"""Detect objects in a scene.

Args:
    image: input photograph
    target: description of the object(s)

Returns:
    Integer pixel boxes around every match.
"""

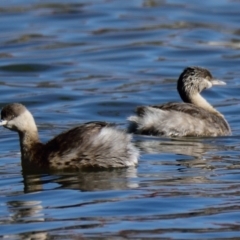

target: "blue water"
[0,0,240,239]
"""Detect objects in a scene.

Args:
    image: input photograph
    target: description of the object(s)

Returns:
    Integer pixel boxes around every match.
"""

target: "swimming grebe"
[128,66,231,137]
[0,103,139,170]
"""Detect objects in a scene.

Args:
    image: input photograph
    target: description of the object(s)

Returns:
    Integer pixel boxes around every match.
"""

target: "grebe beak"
[211,79,226,85]
[0,120,7,126]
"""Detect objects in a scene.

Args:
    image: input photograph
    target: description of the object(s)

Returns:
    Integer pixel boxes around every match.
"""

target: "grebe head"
[0,103,36,133]
[177,66,226,103]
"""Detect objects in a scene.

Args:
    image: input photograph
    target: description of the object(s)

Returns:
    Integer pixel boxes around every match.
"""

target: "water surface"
[0,0,240,239]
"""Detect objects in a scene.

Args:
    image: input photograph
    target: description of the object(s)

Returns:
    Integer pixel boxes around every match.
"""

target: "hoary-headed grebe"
[0,103,139,170]
[128,66,231,137]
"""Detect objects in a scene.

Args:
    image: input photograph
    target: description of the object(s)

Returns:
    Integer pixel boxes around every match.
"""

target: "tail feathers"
[93,127,139,167]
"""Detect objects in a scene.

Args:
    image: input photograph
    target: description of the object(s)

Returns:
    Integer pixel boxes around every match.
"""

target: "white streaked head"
[0,103,37,133]
[177,66,226,102]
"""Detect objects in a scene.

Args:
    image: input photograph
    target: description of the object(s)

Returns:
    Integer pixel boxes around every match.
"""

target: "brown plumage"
[0,103,139,171]
[128,66,231,137]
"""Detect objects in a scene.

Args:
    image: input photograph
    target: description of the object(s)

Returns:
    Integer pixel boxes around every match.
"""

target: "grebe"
[128,66,231,137]
[0,103,139,170]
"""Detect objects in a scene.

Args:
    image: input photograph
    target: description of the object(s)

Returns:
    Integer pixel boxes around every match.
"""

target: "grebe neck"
[189,93,221,116]
[18,130,40,161]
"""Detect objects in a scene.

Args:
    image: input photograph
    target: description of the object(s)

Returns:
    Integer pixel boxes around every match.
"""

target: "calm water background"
[0,0,240,239]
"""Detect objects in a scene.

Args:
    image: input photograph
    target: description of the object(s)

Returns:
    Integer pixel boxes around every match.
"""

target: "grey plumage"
[0,103,139,170]
[128,66,231,137]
